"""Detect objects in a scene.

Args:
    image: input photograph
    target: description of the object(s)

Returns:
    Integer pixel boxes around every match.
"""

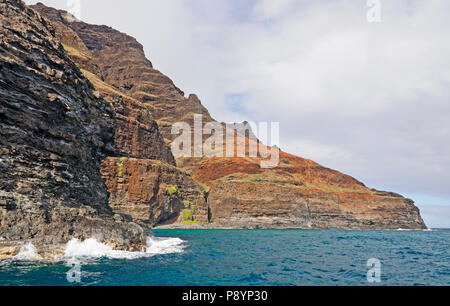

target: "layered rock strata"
[0,0,153,258]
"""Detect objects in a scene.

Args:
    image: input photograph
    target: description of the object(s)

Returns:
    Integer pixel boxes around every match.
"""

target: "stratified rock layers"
[192,154,426,230]
[30,2,206,228]
[0,0,153,256]
[208,181,425,229]
[101,158,207,226]
[26,2,428,231]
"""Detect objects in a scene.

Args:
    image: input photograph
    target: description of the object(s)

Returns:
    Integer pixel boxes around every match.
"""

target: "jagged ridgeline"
[0,0,426,258]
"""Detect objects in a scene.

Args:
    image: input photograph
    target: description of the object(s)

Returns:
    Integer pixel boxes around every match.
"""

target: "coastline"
[153,224,428,231]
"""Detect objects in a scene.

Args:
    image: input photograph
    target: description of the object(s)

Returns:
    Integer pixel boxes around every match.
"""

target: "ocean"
[0,229,448,286]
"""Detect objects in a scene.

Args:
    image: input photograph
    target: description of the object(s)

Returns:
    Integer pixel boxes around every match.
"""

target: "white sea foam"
[1,236,185,263]
[396,228,433,232]
[64,238,140,259]
[13,242,37,261]
[62,236,185,260]
[146,237,185,255]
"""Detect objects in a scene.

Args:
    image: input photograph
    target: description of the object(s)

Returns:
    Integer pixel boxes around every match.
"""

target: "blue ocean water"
[0,229,449,286]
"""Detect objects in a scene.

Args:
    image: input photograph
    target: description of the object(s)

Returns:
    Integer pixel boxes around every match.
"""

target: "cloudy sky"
[25,0,450,228]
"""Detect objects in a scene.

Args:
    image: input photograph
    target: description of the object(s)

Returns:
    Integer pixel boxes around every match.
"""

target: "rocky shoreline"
[154,222,426,231]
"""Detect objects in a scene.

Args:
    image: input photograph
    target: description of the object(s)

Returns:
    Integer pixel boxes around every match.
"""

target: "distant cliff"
[0,0,426,260]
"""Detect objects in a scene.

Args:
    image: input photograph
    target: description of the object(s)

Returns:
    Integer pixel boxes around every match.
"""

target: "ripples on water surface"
[0,229,448,286]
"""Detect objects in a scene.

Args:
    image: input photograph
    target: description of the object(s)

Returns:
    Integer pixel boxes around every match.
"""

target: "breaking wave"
[146,237,185,255]
[10,236,185,262]
[12,243,37,261]
[63,237,185,260]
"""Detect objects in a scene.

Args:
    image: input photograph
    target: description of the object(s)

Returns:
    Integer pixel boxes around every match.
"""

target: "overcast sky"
[25,0,450,228]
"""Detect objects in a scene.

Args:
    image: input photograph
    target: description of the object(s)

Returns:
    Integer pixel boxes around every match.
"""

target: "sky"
[24,0,450,228]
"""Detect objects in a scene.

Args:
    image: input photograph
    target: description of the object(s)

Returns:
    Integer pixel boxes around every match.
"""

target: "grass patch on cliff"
[167,185,201,224]
[217,173,271,184]
[181,209,193,222]
[245,174,266,184]
[181,200,198,224]
[167,185,182,198]
[60,42,89,61]
[118,157,125,176]
[197,182,210,195]
[218,173,243,182]
[61,42,69,50]
[80,69,141,105]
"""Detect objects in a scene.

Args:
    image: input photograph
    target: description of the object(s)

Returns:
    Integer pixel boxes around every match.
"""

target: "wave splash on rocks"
[10,237,185,262]
[12,243,38,261]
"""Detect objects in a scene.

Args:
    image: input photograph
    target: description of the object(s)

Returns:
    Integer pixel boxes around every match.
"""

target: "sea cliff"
[0,0,426,258]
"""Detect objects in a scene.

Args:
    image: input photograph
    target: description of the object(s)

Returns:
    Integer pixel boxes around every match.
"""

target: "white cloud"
[282,139,352,165]
[252,0,295,20]
[418,205,450,229]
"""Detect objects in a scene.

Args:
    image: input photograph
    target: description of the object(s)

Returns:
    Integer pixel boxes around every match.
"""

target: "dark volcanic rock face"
[0,0,113,214]
[101,158,207,226]
[29,3,176,165]
[0,0,150,257]
[31,2,206,227]
[31,2,213,144]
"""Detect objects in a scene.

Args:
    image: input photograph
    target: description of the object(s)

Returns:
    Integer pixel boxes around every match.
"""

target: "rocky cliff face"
[30,2,207,228]
[0,0,155,258]
[31,3,213,144]
[23,2,427,231]
[101,158,207,226]
[194,154,425,229]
